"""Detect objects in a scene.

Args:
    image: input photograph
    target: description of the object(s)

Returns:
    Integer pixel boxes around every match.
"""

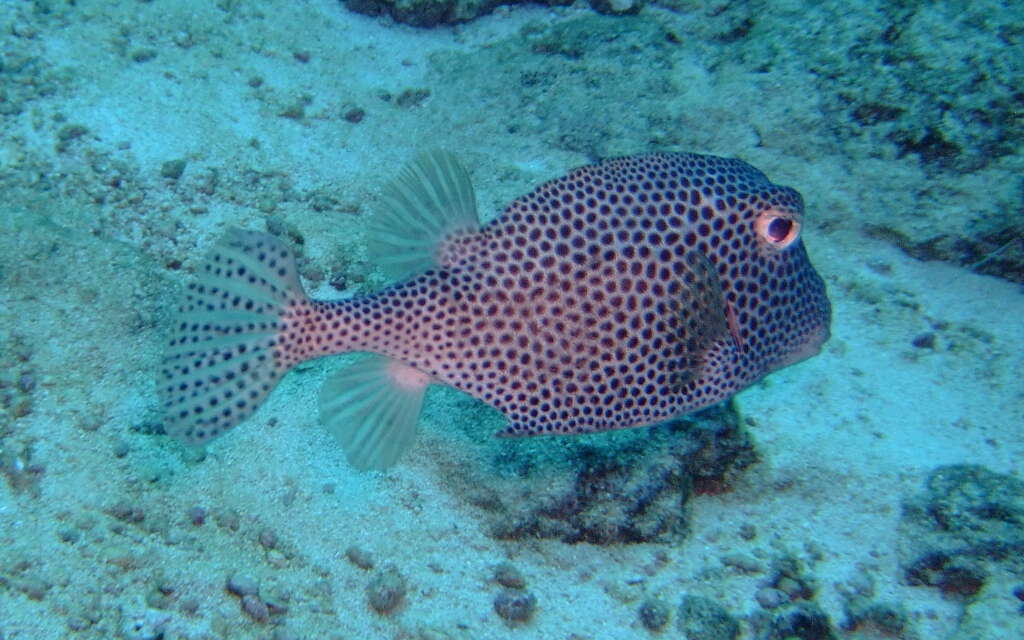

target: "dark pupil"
[766,218,792,242]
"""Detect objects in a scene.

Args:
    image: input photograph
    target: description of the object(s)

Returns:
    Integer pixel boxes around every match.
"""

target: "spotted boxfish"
[159,151,831,470]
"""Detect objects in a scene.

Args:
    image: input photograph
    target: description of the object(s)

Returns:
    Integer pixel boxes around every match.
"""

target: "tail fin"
[158,229,306,445]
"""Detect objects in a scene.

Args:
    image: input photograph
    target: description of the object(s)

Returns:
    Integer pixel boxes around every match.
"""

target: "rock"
[367,566,406,615]
[900,465,1024,598]
[241,594,270,623]
[160,159,186,180]
[755,587,789,610]
[494,589,537,625]
[345,546,374,570]
[638,598,670,631]
[448,403,755,545]
[492,563,526,589]
[841,598,908,636]
[226,573,259,597]
[722,552,764,574]
[676,595,739,640]
[763,604,836,640]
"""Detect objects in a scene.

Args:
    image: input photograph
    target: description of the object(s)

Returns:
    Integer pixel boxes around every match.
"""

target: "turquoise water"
[1,1,1021,638]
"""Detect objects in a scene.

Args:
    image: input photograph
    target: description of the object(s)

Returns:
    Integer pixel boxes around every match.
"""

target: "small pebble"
[343,107,365,123]
[216,509,241,531]
[677,595,739,639]
[267,549,288,569]
[57,124,88,142]
[66,615,91,631]
[156,579,175,596]
[226,573,259,597]
[492,563,526,589]
[265,588,291,616]
[911,332,936,349]
[755,586,788,610]
[11,21,36,38]
[146,588,171,609]
[367,567,406,615]
[258,528,278,550]
[105,546,137,570]
[131,48,157,63]
[776,576,804,598]
[172,31,193,48]
[15,575,50,600]
[160,159,187,180]
[638,598,669,631]
[121,610,169,640]
[187,506,206,526]
[278,103,305,119]
[108,502,144,523]
[845,571,874,597]
[494,589,537,624]
[241,594,269,623]
[345,546,374,570]
[721,553,763,574]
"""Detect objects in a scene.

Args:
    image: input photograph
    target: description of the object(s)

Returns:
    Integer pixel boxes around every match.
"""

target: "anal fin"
[319,355,430,471]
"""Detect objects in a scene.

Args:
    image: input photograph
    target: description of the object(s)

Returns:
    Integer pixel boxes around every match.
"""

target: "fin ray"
[368,150,479,280]
[319,355,428,470]
[159,229,306,444]
[664,249,730,387]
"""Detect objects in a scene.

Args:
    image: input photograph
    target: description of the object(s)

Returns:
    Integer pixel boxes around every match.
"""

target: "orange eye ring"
[755,210,800,250]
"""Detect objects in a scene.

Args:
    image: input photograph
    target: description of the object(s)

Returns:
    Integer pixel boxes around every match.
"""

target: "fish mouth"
[770,323,830,372]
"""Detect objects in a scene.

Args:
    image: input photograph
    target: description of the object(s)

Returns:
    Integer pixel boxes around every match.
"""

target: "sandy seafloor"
[1,0,1022,639]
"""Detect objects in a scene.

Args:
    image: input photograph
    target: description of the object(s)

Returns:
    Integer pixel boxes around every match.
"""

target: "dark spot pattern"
[161,153,831,443]
[158,230,305,443]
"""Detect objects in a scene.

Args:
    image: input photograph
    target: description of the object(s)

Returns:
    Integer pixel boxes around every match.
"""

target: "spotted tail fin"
[158,229,307,444]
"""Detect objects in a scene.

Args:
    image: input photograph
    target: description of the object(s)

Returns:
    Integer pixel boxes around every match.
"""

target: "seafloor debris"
[341,0,640,28]
[900,464,1023,597]
[895,464,1024,637]
[444,402,756,545]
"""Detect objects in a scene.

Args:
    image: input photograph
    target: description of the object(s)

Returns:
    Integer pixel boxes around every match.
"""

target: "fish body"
[160,152,830,469]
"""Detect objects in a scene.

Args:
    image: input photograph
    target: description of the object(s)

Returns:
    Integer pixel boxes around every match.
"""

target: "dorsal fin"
[368,150,480,280]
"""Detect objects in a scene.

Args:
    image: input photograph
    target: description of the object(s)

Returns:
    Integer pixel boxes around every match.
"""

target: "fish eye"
[766,218,792,242]
[755,210,800,250]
